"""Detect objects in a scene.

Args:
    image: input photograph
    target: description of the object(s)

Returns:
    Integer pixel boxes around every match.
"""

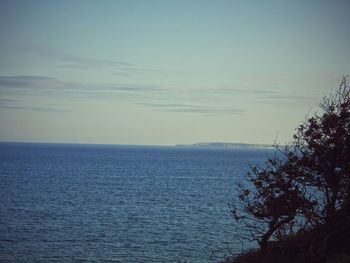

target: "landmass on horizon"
[1,141,273,149]
[176,142,273,149]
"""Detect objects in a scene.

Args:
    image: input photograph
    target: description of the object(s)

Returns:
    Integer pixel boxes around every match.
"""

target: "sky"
[0,0,349,145]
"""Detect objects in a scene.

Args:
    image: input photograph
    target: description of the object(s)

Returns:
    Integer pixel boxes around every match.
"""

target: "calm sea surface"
[0,143,270,263]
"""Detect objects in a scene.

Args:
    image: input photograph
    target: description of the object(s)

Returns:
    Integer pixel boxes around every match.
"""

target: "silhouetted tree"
[231,77,350,253]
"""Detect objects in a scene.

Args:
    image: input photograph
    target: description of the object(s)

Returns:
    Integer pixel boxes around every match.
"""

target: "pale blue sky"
[0,0,349,145]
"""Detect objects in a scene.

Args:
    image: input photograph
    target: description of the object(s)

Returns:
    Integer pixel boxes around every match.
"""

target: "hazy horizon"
[0,140,273,148]
[1,0,350,145]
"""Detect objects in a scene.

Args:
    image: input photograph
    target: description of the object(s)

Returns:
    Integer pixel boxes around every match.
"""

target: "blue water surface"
[0,143,269,262]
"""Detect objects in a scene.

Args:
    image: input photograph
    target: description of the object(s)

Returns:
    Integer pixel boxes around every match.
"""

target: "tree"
[293,77,350,224]
[231,77,350,253]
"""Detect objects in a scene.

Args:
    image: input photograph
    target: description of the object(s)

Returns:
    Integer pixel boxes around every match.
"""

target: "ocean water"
[0,143,270,263]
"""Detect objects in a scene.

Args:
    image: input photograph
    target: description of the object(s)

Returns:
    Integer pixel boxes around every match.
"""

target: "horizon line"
[0,140,274,148]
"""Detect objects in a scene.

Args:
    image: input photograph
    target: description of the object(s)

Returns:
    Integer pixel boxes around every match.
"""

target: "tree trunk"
[259,216,294,253]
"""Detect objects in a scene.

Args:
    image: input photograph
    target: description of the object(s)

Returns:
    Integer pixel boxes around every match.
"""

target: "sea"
[0,142,271,263]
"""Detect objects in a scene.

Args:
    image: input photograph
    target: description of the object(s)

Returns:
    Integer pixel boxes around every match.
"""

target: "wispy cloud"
[19,44,132,70]
[0,75,245,114]
[0,105,68,113]
[0,97,68,113]
[18,44,181,76]
[0,76,58,90]
[200,85,279,97]
[0,98,18,103]
[138,102,244,115]
[106,84,162,92]
[197,85,316,105]
[113,67,184,76]
[0,75,162,94]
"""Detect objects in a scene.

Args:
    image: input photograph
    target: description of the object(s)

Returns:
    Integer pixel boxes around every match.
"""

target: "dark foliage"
[230,77,350,259]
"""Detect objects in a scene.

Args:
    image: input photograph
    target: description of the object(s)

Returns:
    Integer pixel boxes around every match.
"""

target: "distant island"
[175,142,273,149]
